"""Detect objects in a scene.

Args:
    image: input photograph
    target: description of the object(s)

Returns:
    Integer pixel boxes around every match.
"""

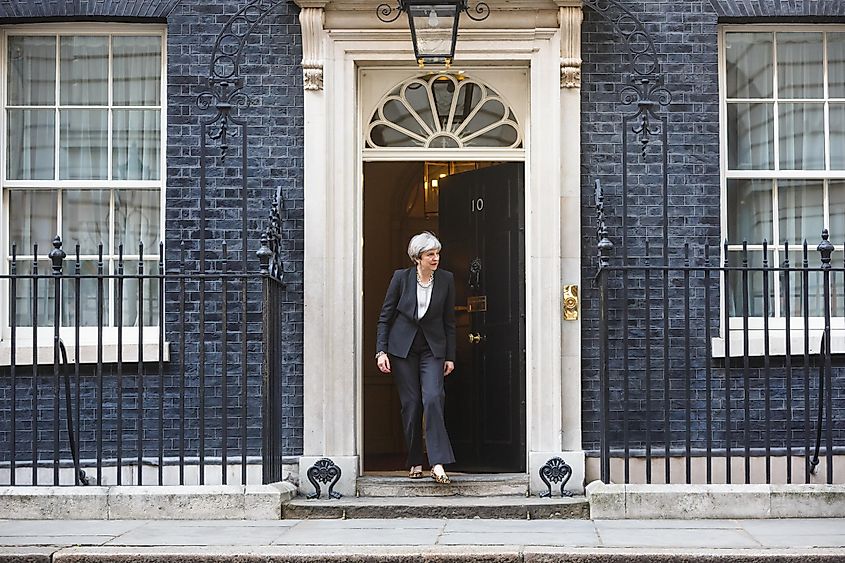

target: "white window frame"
[717,24,845,356]
[0,23,168,364]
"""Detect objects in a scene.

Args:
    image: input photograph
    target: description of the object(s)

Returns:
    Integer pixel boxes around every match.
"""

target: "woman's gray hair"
[407,231,442,263]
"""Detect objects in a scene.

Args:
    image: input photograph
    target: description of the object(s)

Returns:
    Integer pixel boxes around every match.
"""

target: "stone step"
[357,473,528,497]
[283,495,589,520]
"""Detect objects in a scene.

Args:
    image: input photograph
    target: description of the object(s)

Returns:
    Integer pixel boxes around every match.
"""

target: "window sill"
[0,341,170,366]
[711,330,845,358]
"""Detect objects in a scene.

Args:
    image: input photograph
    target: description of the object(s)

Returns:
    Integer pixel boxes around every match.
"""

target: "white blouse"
[416,278,433,319]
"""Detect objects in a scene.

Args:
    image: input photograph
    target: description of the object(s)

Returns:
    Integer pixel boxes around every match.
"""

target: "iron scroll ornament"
[196,0,287,159]
[306,458,344,499]
[538,457,573,498]
[377,0,490,23]
[579,0,671,152]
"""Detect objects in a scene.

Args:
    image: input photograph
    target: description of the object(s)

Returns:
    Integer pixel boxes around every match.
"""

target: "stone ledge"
[586,481,845,519]
[0,547,55,563]
[0,483,297,520]
[39,545,845,563]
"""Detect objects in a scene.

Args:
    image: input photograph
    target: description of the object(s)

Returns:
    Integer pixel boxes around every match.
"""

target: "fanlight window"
[366,74,522,149]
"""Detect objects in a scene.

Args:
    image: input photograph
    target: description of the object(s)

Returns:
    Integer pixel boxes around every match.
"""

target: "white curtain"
[725,32,773,98]
[112,36,161,106]
[7,36,56,180]
[112,110,160,180]
[777,32,823,99]
[728,103,774,170]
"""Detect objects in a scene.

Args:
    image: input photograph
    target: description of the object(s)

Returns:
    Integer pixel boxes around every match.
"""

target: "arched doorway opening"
[361,72,527,473]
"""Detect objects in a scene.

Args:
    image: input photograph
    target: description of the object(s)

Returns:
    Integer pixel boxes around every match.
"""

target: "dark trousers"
[390,330,456,467]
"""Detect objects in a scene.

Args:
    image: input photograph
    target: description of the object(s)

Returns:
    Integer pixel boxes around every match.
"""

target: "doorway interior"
[362,160,526,474]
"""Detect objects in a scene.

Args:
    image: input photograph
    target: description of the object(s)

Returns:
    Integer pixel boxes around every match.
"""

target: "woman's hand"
[443,361,454,376]
[377,353,391,374]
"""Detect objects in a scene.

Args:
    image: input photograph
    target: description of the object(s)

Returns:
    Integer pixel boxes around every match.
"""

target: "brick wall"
[580,0,845,457]
[0,0,305,474]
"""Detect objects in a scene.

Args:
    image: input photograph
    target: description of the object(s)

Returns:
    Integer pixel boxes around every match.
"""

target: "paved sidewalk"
[0,518,843,561]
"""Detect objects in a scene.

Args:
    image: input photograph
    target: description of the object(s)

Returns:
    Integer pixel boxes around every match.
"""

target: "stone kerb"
[587,480,845,519]
[0,483,297,520]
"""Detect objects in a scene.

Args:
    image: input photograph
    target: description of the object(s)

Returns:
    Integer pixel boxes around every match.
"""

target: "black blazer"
[376,267,456,361]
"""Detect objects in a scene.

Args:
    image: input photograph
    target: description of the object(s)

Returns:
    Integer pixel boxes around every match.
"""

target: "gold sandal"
[430,469,451,484]
[409,468,424,479]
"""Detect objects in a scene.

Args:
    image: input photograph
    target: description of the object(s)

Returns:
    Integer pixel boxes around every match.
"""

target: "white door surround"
[296,0,584,497]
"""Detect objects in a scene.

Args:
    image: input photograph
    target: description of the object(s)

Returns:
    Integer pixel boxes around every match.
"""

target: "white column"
[559,2,583,454]
[299,2,359,497]
[529,1,585,495]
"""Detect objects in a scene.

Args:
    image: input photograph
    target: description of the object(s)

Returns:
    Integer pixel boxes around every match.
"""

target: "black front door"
[438,162,525,473]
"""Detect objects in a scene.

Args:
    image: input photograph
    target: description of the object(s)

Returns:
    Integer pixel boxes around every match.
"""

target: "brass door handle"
[468,333,486,344]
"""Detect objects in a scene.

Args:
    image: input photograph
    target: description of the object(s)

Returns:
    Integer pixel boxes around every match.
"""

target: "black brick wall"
[580,0,844,456]
[0,0,304,472]
[708,0,845,19]
[0,0,181,19]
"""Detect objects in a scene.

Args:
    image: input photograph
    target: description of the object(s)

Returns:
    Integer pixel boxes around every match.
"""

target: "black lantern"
[377,0,490,66]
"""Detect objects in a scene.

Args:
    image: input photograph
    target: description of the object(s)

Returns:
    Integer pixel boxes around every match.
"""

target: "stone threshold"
[357,472,529,497]
[283,495,589,519]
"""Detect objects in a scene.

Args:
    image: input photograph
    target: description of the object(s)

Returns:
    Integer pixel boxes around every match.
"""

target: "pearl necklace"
[416,268,434,288]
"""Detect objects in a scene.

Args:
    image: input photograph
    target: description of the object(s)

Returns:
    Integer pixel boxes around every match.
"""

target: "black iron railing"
[594,181,843,485]
[0,232,285,486]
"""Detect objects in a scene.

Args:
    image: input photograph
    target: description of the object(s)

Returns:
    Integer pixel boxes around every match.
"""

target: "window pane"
[369,123,421,147]
[777,32,823,99]
[829,32,845,98]
[119,260,160,327]
[451,81,484,131]
[7,109,56,180]
[465,124,519,147]
[382,99,427,138]
[115,189,160,251]
[62,189,110,254]
[460,99,506,136]
[831,104,845,169]
[727,179,772,243]
[778,179,824,244]
[830,180,845,242]
[727,103,774,169]
[60,36,108,106]
[403,82,436,133]
[10,260,54,327]
[61,260,108,327]
[113,36,161,106]
[8,36,56,106]
[113,110,161,180]
[832,253,845,318]
[727,251,774,317]
[778,103,824,170]
[59,109,107,179]
[8,190,57,254]
[783,251,827,318]
[725,32,773,99]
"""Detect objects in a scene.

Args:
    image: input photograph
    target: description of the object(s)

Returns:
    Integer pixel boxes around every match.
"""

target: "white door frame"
[297,19,584,496]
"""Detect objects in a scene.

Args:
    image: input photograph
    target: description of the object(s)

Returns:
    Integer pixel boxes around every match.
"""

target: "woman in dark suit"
[376,231,456,484]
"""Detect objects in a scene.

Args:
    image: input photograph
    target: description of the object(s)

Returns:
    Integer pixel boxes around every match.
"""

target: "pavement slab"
[0,518,843,562]
[105,521,292,546]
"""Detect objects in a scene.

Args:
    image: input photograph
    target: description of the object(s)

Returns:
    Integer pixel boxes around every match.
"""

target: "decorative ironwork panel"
[306,458,343,499]
[538,457,573,498]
